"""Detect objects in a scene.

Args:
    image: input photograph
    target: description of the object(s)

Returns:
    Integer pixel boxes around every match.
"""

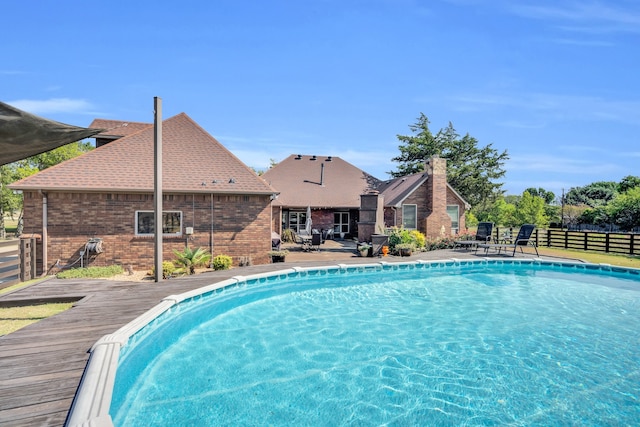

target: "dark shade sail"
[0,101,103,166]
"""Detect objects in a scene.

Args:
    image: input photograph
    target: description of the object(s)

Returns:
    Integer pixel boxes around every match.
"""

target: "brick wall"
[21,190,272,274]
[423,157,452,238]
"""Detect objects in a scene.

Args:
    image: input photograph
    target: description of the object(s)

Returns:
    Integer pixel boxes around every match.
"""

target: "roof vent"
[201,182,207,186]
[295,154,302,160]
[325,156,332,162]
[229,178,236,184]
[310,155,317,161]
[212,179,218,184]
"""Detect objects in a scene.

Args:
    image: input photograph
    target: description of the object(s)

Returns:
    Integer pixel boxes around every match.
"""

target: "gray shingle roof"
[10,113,277,195]
[262,155,381,209]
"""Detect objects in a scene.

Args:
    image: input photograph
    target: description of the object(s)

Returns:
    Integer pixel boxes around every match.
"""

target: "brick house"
[10,113,278,274]
[263,154,468,241]
[375,156,469,238]
[262,154,381,239]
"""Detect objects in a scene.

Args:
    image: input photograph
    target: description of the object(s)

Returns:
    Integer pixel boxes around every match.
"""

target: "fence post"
[20,238,31,282]
[605,233,610,253]
[583,232,588,251]
[630,233,635,255]
[30,237,37,279]
[547,228,552,247]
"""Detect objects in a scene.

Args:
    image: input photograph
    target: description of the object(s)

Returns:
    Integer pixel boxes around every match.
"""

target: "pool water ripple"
[112,264,640,426]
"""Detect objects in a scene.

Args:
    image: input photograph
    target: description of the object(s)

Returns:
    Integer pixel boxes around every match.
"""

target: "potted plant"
[268,250,289,263]
[395,243,415,257]
[357,243,371,257]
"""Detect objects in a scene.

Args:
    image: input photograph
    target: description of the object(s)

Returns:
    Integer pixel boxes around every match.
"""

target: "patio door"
[333,212,349,235]
[288,211,307,234]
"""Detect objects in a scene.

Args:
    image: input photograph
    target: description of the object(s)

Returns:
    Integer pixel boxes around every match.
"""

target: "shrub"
[280,229,296,243]
[149,261,176,279]
[409,230,426,248]
[173,246,212,275]
[424,236,458,251]
[212,254,233,270]
[387,226,423,250]
[56,265,124,279]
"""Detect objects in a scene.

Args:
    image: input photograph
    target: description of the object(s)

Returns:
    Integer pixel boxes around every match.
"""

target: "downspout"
[209,193,214,255]
[40,190,48,276]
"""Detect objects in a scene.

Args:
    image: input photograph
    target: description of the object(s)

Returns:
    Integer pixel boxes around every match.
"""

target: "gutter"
[40,190,48,276]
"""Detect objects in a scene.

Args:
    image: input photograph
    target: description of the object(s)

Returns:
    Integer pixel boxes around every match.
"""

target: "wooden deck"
[0,248,550,426]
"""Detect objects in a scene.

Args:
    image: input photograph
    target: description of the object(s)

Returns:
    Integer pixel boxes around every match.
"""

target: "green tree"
[390,113,509,208]
[562,204,589,228]
[1,141,93,237]
[565,181,617,208]
[484,198,517,227]
[524,187,556,204]
[12,141,93,170]
[515,191,549,228]
[618,175,640,193]
[607,187,640,231]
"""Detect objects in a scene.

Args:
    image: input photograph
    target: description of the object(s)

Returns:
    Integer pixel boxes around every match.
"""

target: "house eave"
[9,185,278,196]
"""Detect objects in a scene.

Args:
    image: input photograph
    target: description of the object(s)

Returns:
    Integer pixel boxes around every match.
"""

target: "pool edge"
[64,258,640,426]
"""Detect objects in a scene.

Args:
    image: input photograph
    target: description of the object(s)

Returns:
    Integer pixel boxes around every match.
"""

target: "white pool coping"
[65,258,640,426]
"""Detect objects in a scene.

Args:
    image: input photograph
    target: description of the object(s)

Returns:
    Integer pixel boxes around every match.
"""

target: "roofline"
[447,183,471,209]
[9,185,278,196]
[386,174,430,207]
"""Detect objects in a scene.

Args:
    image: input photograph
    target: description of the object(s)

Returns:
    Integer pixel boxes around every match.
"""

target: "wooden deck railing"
[0,239,20,289]
[0,238,38,290]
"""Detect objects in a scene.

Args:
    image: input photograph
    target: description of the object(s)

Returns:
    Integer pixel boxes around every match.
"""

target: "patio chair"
[477,224,539,256]
[454,222,494,250]
[311,232,322,251]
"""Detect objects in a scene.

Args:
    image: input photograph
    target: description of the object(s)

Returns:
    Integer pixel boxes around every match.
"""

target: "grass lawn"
[3,215,18,235]
[0,302,74,336]
[536,247,640,269]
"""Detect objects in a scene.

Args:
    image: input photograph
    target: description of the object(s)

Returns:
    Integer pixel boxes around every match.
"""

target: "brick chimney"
[423,156,451,238]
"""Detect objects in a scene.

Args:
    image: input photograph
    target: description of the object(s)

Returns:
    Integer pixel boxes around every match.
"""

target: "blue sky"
[2,0,639,198]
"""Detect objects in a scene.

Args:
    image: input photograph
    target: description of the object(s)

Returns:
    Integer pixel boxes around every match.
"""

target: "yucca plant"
[173,246,212,275]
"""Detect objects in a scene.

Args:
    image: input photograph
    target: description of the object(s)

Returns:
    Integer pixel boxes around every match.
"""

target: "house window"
[447,205,459,235]
[334,212,349,234]
[402,204,417,229]
[135,211,182,235]
[288,211,308,234]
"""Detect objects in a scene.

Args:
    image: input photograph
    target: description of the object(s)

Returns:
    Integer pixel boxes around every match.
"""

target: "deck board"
[0,250,537,426]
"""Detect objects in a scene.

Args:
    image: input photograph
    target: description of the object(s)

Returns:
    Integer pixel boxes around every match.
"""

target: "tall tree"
[516,191,549,228]
[524,187,556,204]
[390,113,509,207]
[13,141,93,170]
[607,187,640,231]
[564,181,617,208]
[618,175,640,193]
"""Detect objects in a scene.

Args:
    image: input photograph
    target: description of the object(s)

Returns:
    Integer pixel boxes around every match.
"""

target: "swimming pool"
[67,259,640,426]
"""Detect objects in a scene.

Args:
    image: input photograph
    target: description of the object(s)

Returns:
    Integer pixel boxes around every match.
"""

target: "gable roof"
[89,119,152,140]
[377,172,471,208]
[376,172,429,207]
[262,154,381,209]
[10,113,276,195]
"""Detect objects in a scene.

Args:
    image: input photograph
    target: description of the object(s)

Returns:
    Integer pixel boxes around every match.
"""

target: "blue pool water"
[111,262,640,426]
